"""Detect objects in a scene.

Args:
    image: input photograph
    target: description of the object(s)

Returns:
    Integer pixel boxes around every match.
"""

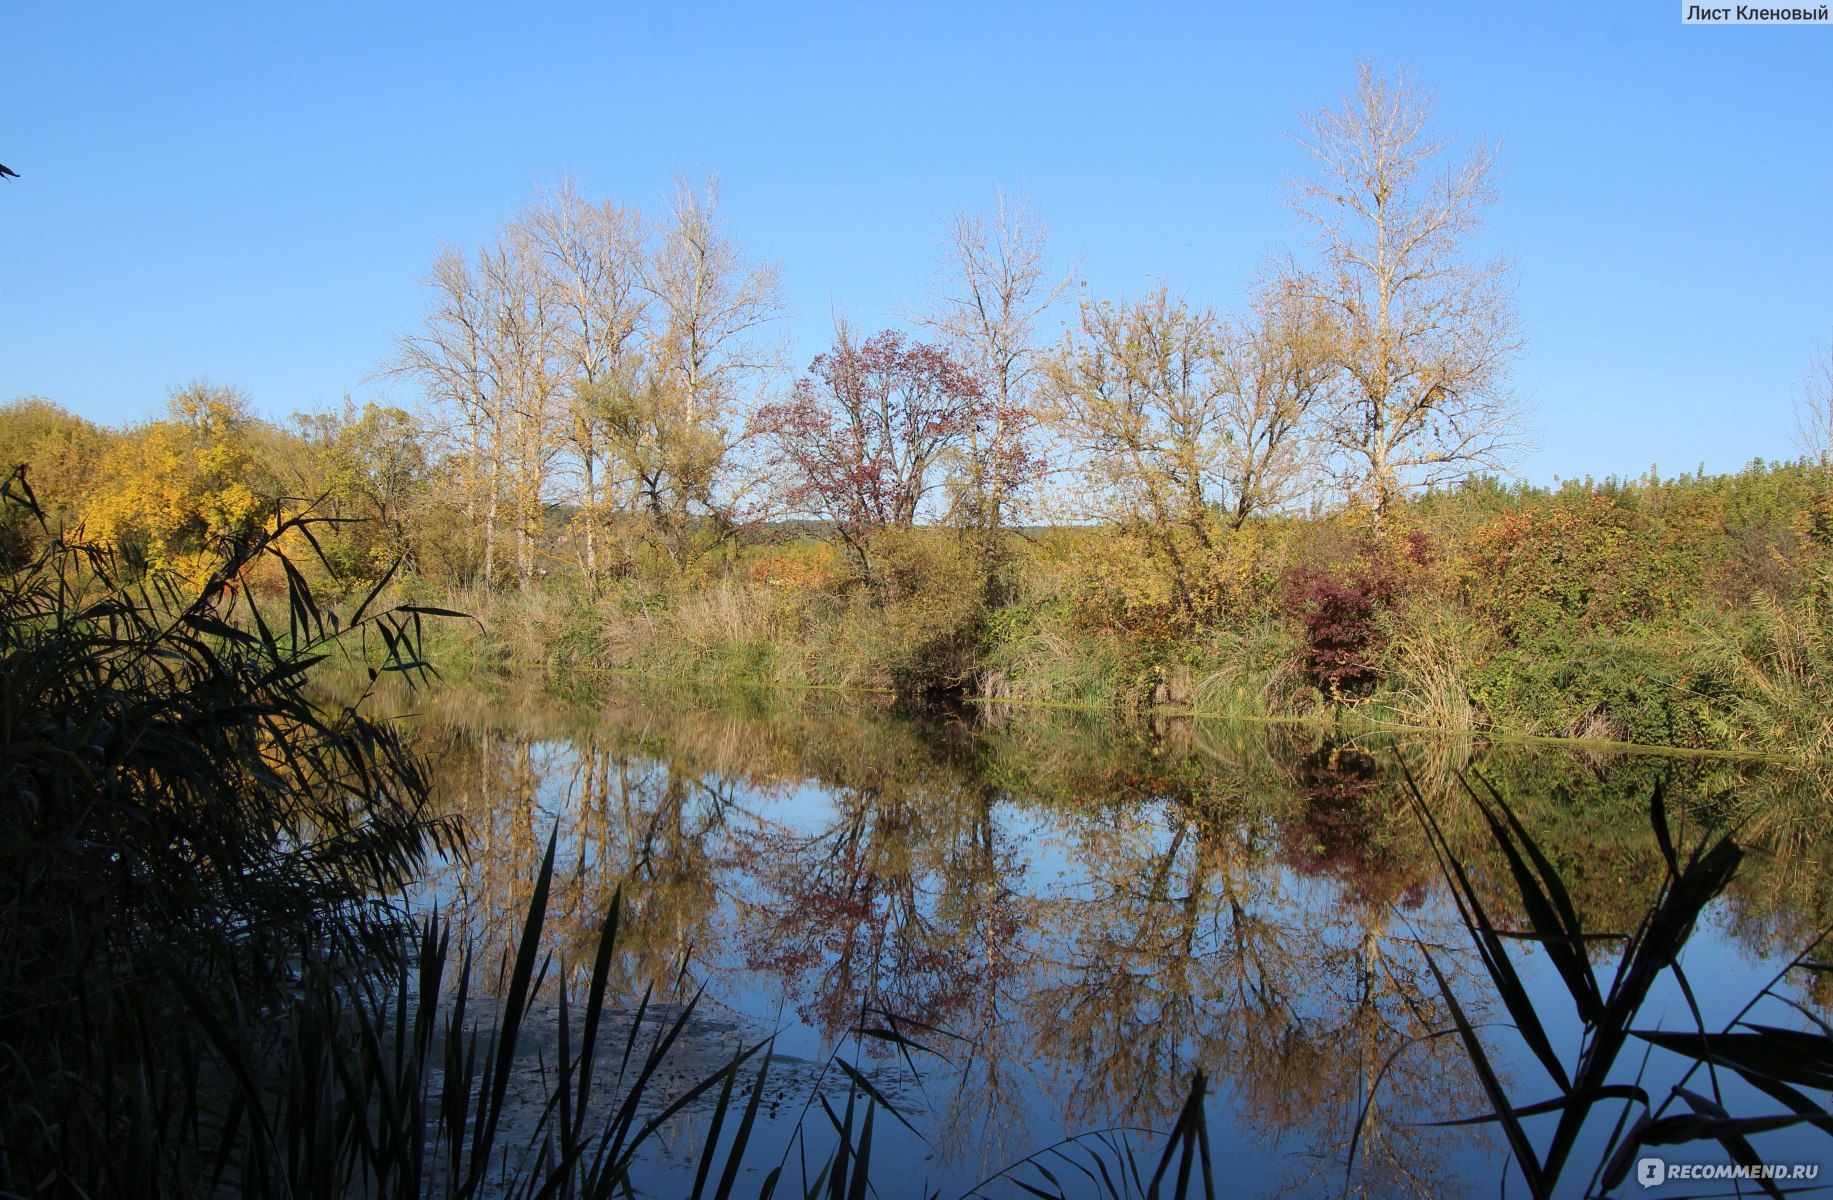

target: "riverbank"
[398,521,1830,762]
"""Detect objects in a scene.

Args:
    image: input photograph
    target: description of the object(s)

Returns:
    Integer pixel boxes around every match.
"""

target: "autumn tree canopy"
[758,327,989,582]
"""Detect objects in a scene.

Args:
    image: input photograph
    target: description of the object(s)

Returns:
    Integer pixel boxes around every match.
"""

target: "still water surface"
[395,681,1833,1197]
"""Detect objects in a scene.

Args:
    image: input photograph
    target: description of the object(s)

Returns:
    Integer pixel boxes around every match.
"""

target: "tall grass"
[0,467,463,1191]
[1185,620,1304,719]
[440,565,1004,698]
[978,605,1131,710]
[1710,594,1833,764]
[1376,605,1486,732]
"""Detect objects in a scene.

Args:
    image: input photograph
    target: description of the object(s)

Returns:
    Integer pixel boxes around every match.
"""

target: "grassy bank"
[392,460,1833,758]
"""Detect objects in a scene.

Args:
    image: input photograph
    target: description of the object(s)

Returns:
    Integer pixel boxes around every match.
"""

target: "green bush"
[1469,630,1724,746]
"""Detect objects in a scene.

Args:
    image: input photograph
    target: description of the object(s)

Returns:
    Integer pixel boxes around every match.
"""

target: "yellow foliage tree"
[0,399,117,565]
[82,383,269,584]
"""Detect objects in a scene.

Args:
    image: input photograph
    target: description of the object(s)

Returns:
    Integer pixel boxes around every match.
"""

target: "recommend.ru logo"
[1638,1156,1820,1188]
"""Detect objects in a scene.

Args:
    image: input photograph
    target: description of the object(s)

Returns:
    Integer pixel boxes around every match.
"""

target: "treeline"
[4,68,1527,591]
[5,65,1832,755]
[7,377,1831,755]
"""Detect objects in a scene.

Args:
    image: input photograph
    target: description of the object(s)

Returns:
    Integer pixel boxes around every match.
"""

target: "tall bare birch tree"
[1289,63,1524,529]
[522,179,648,587]
[390,244,508,585]
[917,190,1067,583]
[393,176,784,584]
[631,174,785,561]
[477,230,566,587]
[392,222,565,589]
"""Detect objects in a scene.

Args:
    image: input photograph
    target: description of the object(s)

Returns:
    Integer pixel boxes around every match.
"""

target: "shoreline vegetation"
[375,448,1833,764]
[8,375,1833,760]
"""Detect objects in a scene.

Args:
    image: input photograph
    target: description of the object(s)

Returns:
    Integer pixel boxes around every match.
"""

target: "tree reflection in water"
[378,679,1831,1198]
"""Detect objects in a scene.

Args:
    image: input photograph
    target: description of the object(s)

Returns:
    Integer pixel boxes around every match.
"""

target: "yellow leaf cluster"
[745,540,843,592]
[1069,521,1275,639]
[81,405,265,585]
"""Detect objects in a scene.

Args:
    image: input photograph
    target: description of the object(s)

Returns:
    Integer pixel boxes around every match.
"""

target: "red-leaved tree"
[758,328,992,582]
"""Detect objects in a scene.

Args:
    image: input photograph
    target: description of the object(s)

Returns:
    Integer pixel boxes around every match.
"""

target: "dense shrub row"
[472,460,1828,755]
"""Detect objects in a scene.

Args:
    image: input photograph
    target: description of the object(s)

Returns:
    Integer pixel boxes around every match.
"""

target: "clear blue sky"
[3,1,1828,485]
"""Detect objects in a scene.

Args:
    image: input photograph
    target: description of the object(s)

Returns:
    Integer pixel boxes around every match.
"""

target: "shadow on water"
[338,674,1833,1197]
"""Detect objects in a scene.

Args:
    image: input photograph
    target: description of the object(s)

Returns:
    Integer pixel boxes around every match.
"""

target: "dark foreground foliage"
[0,467,460,1193]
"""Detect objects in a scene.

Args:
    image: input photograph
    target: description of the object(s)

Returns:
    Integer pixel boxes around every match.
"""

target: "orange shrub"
[1459,495,1694,645]
[745,540,844,592]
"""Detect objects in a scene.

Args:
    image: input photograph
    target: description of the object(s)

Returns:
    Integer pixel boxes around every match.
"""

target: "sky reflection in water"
[392,683,1833,1198]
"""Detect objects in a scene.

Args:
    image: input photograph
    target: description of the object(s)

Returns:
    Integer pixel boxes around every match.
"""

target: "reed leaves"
[1369,758,1833,1199]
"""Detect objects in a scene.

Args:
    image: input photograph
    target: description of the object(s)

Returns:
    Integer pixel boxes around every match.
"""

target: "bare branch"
[1286,62,1528,526]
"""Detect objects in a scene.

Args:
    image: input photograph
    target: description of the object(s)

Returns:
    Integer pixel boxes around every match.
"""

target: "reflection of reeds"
[168,831,1221,1198]
[1374,765,1833,1198]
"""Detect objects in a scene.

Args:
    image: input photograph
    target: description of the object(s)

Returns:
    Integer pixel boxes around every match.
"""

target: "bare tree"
[1213,279,1338,528]
[478,231,566,587]
[391,176,787,584]
[389,221,567,590]
[636,174,786,561]
[648,175,784,424]
[1288,63,1525,529]
[521,178,648,586]
[1794,338,1833,471]
[389,243,508,585]
[916,189,1068,583]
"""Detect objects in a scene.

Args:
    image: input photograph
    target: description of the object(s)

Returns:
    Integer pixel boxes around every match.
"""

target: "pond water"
[390,680,1833,1198]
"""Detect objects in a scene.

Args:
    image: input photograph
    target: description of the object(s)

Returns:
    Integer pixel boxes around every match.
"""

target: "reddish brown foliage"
[757,329,1025,578]
[1279,558,1398,697]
